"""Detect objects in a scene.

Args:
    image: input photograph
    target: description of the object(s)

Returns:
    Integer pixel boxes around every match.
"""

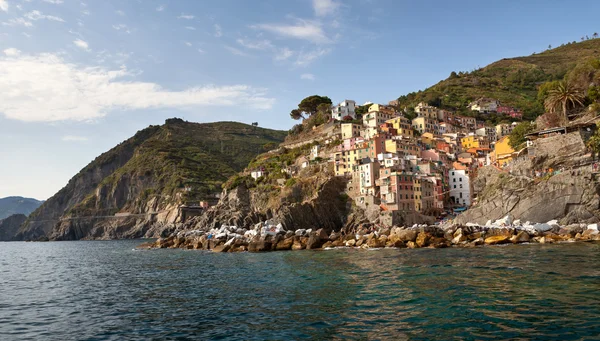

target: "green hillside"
[397,38,600,120]
[19,119,287,240]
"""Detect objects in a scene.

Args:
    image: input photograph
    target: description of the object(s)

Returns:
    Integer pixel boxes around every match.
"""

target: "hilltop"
[16,119,287,241]
[0,197,42,220]
[396,38,600,119]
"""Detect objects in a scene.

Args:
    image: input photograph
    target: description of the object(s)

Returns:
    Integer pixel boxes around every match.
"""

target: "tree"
[543,81,585,123]
[289,95,332,121]
[449,71,458,79]
[587,123,600,159]
[594,32,599,39]
[290,109,304,120]
[548,44,552,50]
[508,121,535,150]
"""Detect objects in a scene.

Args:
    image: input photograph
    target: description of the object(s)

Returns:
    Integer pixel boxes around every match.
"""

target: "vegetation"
[587,123,600,159]
[67,119,286,214]
[290,95,332,120]
[508,121,535,150]
[395,39,600,120]
[543,81,585,123]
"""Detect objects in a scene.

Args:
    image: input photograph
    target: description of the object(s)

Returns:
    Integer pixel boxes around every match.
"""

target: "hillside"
[0,214,27,241]
[397,38,600,119]
[0,197,42,220]
[16,119,286,241]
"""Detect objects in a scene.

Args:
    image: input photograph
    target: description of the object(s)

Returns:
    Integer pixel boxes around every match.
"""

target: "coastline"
[140,219,600,252]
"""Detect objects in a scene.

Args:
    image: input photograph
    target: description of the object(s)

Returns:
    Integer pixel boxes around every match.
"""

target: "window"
[459,178,462,182]
[454,185,456,189]
[460,184,463,189]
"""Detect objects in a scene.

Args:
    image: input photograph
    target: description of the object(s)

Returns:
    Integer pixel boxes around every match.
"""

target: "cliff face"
[457,132,600,225]
[0,214,27,241]
[17,119,286,241]
[185,174,353,234]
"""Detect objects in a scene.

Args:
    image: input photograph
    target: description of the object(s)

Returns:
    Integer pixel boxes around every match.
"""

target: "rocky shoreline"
[140,217,600,252]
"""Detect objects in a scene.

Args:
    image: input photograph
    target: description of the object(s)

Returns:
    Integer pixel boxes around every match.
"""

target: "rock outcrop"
[0,214,27,241]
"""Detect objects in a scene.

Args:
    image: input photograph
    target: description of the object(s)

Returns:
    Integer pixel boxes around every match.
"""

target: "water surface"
[1,240,600,340]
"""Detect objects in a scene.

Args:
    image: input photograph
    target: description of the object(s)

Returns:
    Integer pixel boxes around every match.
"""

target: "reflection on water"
[1,241,600,340]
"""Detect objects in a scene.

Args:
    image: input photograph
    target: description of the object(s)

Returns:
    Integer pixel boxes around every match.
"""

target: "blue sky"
[0,0,599,200]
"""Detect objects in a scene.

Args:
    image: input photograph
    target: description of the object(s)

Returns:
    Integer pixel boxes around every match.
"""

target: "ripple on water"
[1,241,600,340]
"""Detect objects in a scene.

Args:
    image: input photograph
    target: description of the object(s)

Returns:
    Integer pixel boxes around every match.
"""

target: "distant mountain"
[0,197,43,220]
[396,38,600,119]
[17,119,287,241]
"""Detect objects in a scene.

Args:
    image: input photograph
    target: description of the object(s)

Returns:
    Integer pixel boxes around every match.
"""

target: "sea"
[1,240,600,340]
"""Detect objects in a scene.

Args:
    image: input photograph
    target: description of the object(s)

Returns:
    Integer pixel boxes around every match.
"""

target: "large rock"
[484,235,510,245]
[306,228,329,249]
[510,231,530,243]
[396,229,418,242]
[275,237,294,251]
[415,232,430,248]
[248,241,272,252]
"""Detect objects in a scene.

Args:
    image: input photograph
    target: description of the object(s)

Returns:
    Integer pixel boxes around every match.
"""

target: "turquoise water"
[1,240,600,340]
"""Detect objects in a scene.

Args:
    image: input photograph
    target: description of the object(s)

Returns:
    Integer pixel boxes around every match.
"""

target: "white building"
[251,170,265,180]
[331,100,357,121]
[449,169,470,206]
[354,159,380,196]
[469,98,500,113]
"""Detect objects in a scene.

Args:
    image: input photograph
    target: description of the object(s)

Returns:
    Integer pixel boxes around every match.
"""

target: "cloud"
[116,10,125,16]
[43,0,64,4]
[73,39,90,51]
[177,13,194,19]
[3,18,33,27]
[3,48,21,56]
[214,24,222,37]
[313,0,340,16]
[0,0,8,12]
[251,19,330,44]
[184,41,192,47]
[300,73,315,80]
[0,53,274,122]
[156,5,164,11]
[197,48,205,54]
[185,26,195,30]
[224,45,249,57]
[112,24,131,33]
[62,135,88,142]
[274,47,294,61]
[295,48,331,66]
[24,10,65,22]
[236,38,273,50]
[81,9,90,15]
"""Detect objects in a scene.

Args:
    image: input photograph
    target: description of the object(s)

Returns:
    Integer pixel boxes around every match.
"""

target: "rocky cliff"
[457,132,600,225]
[0,214,27,241]
[17,119,286,241]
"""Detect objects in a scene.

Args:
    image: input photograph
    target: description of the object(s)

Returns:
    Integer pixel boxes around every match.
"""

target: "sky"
[0,0,599,200]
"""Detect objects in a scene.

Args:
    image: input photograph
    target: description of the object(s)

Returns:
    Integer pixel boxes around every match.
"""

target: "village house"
[331,100,357,121]
[385,116,414,138]
[364,110,394,128]
[490,136,515,167]
[495,122,517,139]
[368,103,396,116]
[412,117,440,135]
[497,105,523,119]
[469,97,500,113]
[341,122,363,139]
[476,126,497,142]
[449,165,471,206]
[415,102,439,119]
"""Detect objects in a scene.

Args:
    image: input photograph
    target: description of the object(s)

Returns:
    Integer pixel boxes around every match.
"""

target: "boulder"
[306,229,329,249]
[484,235,510,245]
[292,237,307,250]
[415,232,430,248]
[345,239,356,247]
[275,237,294,251]
[367,237,385,248]
[397,229,418,242]
[472,237,484,246]
[212,243,230,253]
[407,241,417,249]
[248,241,272,252]
[452,233,467,244]
[510,231,530,243]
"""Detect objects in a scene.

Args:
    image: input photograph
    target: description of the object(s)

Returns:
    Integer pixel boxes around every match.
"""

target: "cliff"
[456,131,600,225]
[16,119,287,241]
[0,214,27,241]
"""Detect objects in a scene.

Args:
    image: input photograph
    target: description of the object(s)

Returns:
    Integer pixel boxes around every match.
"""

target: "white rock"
[546,219,559,226]
[588,224,599,231]
[215,232,228,239]
[295,229,306,236]
[533,223,552,232]
[485,220,492,227]
[513,219,521,226]
[466,223,479,227]
[306,229,313,234]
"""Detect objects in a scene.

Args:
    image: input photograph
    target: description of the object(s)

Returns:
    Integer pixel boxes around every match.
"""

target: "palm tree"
[544,81,585,124]
[594,32,599,39]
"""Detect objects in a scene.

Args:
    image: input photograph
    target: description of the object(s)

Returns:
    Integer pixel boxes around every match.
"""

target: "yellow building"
[461,135,480,149]
[341,123,362,139]
[491,136,515,167]
[385,117,414,138]
[368,103,395,115]
[412,117,440,135]
[415,102,439,119]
